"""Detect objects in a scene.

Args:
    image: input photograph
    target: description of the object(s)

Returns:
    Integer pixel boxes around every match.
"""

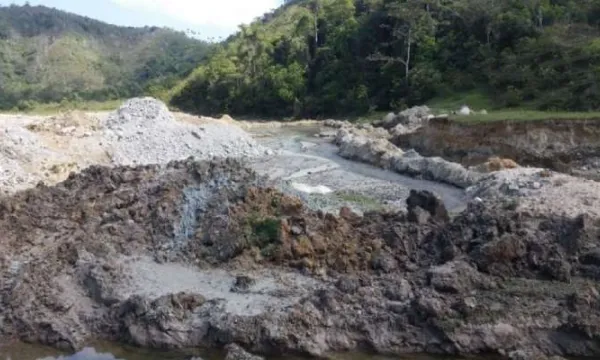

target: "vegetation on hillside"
[171,0,600,118]
[0,4,212,110]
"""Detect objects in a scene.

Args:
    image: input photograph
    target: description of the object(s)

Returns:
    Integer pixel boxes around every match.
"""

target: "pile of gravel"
[102,98,269,166]
[0,126,65,192]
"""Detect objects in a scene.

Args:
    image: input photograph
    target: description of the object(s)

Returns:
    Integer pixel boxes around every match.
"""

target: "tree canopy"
[171,0,600,117]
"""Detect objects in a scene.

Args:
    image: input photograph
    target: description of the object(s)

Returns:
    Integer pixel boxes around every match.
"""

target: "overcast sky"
[0,0,281,40]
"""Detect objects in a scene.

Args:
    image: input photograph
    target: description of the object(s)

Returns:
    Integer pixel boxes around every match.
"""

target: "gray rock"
[336,276,360,294]
[371,251,398,272]
[383,279,413,301]
[231,275,256,293]
[378,106,432,130]
[428,260,494,293]
[225,344,264,360]
[334,128,480,188]
[406,189,449,223]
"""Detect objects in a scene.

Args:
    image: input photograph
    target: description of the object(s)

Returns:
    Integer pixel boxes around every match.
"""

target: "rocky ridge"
[332,123,482,188]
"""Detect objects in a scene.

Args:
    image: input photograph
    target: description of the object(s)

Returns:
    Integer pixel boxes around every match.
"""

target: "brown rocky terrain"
[0,159,599,360]
[391,118,600,180]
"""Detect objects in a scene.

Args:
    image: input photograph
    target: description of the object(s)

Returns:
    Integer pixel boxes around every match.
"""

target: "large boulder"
[336,128,403,169]
[376,106,432,131]
[406,189,449,223]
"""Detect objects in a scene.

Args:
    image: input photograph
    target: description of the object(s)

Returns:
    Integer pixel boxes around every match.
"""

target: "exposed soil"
[0,159,599,360]
[391,118,600,180]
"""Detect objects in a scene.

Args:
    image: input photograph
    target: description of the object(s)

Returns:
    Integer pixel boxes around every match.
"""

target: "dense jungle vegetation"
[171,0,600,117]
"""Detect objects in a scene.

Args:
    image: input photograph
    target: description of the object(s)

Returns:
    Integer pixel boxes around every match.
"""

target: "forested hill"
[171,0,600,118]
[0,4,211,110]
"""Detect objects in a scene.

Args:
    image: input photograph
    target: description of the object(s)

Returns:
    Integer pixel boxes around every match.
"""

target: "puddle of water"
[0,342,476,360]
[0,342,218,360]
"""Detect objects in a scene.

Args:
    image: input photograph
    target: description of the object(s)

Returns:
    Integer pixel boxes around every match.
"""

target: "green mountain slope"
[171,0,600,118]
[0,4,212,110]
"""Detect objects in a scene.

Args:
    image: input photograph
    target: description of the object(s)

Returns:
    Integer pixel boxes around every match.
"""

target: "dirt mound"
[0,158,261,348]
[440,202,600,282]
[474,157,519,172]
[102,98,268,166]
[1,160,600,359]
[194,187,445,274]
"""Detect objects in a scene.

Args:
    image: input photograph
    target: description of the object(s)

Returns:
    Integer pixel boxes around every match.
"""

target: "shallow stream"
[0,342,473,360]
[248,125,467,213]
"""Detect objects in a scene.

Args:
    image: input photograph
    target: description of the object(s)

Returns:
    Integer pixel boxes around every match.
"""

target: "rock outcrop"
[334,127,481,188]
[392,117,600,180]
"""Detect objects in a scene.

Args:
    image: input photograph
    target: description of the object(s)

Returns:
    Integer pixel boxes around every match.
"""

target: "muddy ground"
[1,104,600,360]
[0,159,599,360]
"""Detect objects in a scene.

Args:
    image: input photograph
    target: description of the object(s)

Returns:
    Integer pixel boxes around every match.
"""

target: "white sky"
[110,0,279,29]
[0,0,282,40]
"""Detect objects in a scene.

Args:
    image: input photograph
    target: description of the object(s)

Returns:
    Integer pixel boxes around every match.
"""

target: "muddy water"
[0,342,472,360]
[248,125,467,213]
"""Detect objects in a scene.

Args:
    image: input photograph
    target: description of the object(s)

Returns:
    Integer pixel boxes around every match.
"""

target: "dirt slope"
[392,118,600,180]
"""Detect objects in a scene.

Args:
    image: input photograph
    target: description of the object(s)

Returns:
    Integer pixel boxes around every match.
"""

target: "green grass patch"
[242,213,281,247]
[427,90,496,113]
[3,99,124,115]
[336,191,384,211]
[451,110,600,124]
[349,111,389,124]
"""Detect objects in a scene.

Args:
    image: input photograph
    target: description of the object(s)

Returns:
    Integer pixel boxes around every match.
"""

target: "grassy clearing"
[350,111,389,123]
[3,99,124,115]
[427,90,496,113]
[336,191,384,211]
[451,110,600,124]
[427,90,600,124]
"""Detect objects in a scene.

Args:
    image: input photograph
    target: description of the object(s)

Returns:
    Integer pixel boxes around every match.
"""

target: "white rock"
[458,106,472,116]
[383,112,396,123]
[291,182,333,194]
